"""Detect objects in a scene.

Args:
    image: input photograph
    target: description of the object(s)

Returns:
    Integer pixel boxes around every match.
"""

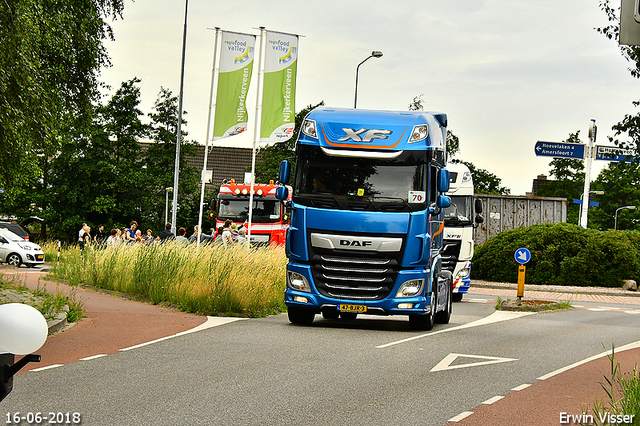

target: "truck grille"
[308,232,404,301]
[441,240,461,274]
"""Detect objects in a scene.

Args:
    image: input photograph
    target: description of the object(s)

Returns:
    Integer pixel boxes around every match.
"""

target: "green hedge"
[473,223,640,287]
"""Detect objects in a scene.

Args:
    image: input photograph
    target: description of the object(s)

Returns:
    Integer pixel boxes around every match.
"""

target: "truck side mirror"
[475,215,484,224]
[275,185,289,201]
[475,198,483,214]
[436,194,451,209]
[438,169,450,193]
[279,160,291,185]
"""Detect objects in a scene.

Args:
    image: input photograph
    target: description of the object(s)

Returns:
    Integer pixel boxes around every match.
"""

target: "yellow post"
[517,265,526,305]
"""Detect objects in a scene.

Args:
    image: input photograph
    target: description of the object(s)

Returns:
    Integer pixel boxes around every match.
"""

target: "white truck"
[441,161,483,301]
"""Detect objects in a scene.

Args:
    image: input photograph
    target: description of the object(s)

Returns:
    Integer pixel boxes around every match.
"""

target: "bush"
[473,223,640,287]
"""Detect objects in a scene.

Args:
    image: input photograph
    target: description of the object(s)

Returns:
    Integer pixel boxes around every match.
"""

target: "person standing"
[222,219,235,246]
[125,221,138,244]
[94,225,107,247]
[160,223,175,242]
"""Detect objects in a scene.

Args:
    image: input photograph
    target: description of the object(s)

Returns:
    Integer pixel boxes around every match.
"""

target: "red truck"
[215,180,291,246]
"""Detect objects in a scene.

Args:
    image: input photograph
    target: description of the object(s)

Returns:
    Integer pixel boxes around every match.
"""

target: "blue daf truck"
[276,107,453,330]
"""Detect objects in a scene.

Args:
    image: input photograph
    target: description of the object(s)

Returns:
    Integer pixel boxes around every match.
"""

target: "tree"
[0,0,125,196]
[45,78,148,237]
[145,88,201,231]
[462,162,510,195]
[589,162,640,230]
[535,132,585,224]
[253,101,325,183]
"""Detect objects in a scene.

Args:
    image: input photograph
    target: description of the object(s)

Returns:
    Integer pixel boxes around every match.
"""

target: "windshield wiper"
[369,196,412,211]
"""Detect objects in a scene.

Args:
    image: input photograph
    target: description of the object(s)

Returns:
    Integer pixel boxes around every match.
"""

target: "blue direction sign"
[595,145,637,162]
[534,141,585,159]
[514,248,531,265]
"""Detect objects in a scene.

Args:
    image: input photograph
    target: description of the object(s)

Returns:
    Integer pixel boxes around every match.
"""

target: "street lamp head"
[591,191,605,195]
[626,205,637,210]
[371,50,383,58]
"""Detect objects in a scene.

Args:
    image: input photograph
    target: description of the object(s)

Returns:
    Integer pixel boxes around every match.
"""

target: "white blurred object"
[0,303,48,355]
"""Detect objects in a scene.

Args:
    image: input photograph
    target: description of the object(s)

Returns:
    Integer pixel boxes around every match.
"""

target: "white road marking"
[430,353,518,372]
[511,383,531,391]
[376,310,535,349]
[120,316,245,352]
[448,411,474,422]
[30,364,63,372]
[537,340,640,380]
[482,395,504,405]
[80,354,107,361]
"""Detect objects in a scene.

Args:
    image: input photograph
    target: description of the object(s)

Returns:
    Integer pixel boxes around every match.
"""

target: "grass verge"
[0,275,84,323]
[49,242,287,318]
[581,346,640,425]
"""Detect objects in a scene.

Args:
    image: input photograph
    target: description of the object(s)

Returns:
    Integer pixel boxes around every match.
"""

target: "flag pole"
[196,28,221,247]
[247,26,266,248]
[171,0,189,234]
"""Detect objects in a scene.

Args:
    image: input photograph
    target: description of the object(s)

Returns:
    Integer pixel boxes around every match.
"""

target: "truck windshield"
[217,199,281,223]
[443,195,472,225]
[293,146,428,212]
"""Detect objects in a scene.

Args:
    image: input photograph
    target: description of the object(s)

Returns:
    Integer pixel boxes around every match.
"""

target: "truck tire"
[409,290,435,331]
[288,307,315,325]
[435,271,453,324]
[7,253,22,267]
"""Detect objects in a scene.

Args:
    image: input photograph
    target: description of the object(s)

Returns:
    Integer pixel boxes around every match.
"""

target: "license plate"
[338,304,367,313]
[36,254,44,261]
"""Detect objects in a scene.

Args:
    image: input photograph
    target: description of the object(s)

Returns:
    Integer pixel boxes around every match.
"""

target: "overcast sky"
[100,0,638,195]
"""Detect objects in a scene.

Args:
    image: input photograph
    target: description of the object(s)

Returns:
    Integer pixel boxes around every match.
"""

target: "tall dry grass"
[50,242,287,317]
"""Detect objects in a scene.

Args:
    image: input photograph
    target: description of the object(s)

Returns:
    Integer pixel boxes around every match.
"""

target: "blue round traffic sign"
[514,248,531,265]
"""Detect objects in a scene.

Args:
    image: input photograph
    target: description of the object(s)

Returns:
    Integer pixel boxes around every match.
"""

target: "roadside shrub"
[473,223,640,287]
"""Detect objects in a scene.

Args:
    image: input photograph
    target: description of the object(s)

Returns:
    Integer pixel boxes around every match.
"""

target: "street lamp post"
[165,187,173,225]
[578,190,604,226]
[354,50,383,109]
[615,205,636,230]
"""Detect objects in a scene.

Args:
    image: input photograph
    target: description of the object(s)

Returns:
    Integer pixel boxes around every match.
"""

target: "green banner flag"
[213,31,256,140]
[259,31,298,144]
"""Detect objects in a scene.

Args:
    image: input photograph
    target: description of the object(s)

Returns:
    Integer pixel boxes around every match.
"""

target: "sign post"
[514,248,531,306]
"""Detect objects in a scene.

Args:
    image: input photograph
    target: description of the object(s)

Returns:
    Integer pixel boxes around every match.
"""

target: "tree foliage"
[253,101,325,183]
[0,0,124,195]
[535,132,585,224]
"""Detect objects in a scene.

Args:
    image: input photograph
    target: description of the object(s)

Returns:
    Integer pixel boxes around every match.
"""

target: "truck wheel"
[409,291,435,331]
[7,253,22,267]
[287,307,315,325]
[452,293,463,302]
[435,272,452,324]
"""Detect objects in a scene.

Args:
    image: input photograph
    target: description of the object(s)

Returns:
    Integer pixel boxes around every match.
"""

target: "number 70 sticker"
[408,191,426,203]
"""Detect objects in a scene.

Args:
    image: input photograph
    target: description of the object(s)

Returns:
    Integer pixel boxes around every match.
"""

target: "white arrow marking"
[430,353,518,372]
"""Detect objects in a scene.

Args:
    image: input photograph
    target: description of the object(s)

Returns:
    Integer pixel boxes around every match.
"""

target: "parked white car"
[0,228,45,267]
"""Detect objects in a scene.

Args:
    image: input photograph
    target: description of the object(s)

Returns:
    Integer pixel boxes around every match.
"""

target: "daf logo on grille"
[340,239,373,247]
[338,128,392,142]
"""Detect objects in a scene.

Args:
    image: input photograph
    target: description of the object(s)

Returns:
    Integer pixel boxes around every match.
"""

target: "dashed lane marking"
[482,395,504,405]
[448,411,474,422]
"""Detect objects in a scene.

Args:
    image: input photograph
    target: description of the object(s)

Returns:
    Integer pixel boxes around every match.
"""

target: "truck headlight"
[408,124,428,143]
[301,119,318,139]
[455,268,471,280]
[396,279,424,298]
[288,271,311,292]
